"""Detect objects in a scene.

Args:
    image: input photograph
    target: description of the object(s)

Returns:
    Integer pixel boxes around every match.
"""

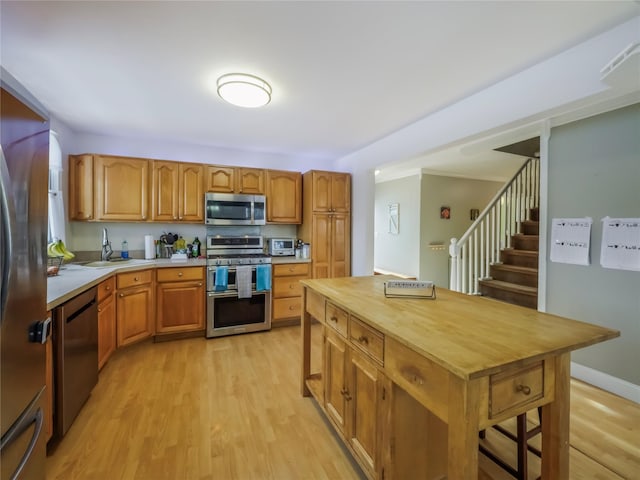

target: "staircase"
[449,157,540,309]
[478,208,539,308]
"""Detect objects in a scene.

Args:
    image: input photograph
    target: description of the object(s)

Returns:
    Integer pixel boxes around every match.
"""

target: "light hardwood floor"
[46,325,639,480]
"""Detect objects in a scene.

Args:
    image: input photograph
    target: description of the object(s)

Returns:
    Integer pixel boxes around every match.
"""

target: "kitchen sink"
[82,259,150,268]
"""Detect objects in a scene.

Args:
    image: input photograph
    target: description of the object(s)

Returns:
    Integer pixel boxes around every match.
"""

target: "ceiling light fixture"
[217,73,272,108]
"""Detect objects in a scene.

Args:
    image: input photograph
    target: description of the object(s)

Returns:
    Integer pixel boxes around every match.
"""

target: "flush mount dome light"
[217,73,272,108]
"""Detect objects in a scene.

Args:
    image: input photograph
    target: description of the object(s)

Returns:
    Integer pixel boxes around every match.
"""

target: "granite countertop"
[47,258,207,311]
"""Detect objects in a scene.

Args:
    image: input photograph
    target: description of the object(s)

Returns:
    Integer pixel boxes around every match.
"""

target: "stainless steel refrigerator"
[1,80,50,479]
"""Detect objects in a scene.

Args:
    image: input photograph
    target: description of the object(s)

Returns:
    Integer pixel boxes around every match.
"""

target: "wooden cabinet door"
[266,170,301,223]
[330,173,351,213]
[97,293,116,369]
[311,171,332,212]
[68,154,94,221]
[116,285,153,346]
[237,168,264,194]
[151,160,179,221]
[205,165,235,192]
[347,348,382,478]
[324,329,347,435]
[331,213,351,278]
[95,155,149,221]
[312,214,332,279]
[156,281,204,334]
[179,162,204,221]
[45,315,53,441]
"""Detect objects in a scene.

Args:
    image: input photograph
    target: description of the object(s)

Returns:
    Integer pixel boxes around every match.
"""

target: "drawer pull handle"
[516,384,531,395]
[330,316,338,323]
[357,335,369,345]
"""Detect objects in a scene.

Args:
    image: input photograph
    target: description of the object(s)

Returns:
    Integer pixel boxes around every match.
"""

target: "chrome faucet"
[101,228,113,261]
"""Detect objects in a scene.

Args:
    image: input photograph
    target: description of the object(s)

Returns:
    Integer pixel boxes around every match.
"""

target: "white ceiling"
[2,1,638,178]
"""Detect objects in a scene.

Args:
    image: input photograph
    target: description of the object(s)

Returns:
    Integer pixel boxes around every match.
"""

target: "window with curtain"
[48,131,65,243]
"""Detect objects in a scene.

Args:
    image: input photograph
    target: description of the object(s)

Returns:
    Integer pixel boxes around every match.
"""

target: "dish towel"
[236,265,253,299]
[256,264,272,292]
[214,266,228,291]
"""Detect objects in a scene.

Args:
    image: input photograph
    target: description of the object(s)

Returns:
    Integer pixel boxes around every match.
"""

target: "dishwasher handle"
[66,299,96,324]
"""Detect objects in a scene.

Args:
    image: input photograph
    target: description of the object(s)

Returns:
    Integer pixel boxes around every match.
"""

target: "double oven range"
[205,235,272,338]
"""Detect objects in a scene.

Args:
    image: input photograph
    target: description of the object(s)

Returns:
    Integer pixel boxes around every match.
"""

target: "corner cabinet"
[116,269,154,347]
[298,170,351,279]
[155,266,205,336]
[94,155,149,221]
[266,169,302,224]
[151,161,204,222]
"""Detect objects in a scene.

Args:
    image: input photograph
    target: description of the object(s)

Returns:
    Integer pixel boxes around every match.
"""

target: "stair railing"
[449,157,539,294]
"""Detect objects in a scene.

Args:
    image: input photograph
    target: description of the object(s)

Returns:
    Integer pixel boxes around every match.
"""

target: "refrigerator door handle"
[0,146,16,326]
[0,394,44,480]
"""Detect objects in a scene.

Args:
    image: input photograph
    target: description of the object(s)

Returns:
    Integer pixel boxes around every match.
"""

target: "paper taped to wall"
[600,217,640,271]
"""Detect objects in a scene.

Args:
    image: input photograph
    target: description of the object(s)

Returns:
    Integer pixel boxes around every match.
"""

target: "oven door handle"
[207,291,240,298]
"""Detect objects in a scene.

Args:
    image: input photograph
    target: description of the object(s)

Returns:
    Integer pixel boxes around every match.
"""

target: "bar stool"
[479,407,542,480]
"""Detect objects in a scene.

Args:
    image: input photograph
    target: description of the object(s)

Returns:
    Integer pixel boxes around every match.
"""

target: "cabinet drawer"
[273,263,310,277]
[305,288,325,322]
[325,302,348,337]
[117,269,153,289]
[385,337,450,423]
[490,361,544,418]
[349,316,384,365]
[273,276,304,298]
[273,297,302,320]
[97,276,115,303]
[156,266,203,283]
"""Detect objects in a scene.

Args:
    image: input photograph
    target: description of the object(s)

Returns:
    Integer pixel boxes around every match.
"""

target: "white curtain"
[48,131,66,243]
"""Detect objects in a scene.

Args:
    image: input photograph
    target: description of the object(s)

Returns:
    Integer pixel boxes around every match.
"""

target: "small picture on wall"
[440,206,451,220]
[470,208,480,221]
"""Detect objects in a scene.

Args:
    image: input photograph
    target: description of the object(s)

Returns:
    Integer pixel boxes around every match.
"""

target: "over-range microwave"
[205,193,266,226]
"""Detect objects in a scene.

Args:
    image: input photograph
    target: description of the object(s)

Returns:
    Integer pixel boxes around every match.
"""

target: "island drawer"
[156,266,203,283]
[385,337,450,423]
[305,288,325,322]
[273,263,310,277]
[117,269,153,289]
[325,302,348,337]
[489,361,544,418]
[273,297,302,320]
[97,276,115,302]
[349,316,384,365]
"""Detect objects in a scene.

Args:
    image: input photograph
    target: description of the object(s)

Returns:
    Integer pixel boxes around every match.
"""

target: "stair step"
[512,234,539,251]
[489,264,538,287]
[501,249,538,268]
[521,220,539,235]
[479,279,538,309]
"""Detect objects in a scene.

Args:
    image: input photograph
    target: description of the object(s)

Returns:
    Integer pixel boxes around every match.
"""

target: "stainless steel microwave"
[205,193,266,226]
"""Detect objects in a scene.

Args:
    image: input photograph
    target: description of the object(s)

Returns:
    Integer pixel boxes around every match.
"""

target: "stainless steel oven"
[205,236,272,338]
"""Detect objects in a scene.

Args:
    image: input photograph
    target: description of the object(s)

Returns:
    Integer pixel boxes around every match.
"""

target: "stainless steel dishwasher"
[53,286,98,438]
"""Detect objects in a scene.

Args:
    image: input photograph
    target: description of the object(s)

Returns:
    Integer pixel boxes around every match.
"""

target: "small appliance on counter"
[267,238,295,256]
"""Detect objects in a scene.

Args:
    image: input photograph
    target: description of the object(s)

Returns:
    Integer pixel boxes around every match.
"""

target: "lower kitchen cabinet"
[324,325,387,479]
[45,311,53,442]
[155,266,205,336]
[97,276,116,369]
[272,262,310,326]
[116,269,154,347]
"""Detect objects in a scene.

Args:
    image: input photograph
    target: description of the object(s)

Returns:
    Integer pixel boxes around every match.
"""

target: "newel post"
[449,238,459,291]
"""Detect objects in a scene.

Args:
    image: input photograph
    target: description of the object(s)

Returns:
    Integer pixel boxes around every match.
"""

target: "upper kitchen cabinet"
[266,169,302,224]
[310,170,351,213]
[68,154,95,221]
[206,165,265,194]
[94,155,149,221]
[151,161,204,222]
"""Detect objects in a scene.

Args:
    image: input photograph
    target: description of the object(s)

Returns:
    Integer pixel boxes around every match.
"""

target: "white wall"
[374,175,421,277]
[337,17,640,277]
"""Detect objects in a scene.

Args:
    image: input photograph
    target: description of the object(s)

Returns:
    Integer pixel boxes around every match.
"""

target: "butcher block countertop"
[300,275,620,381]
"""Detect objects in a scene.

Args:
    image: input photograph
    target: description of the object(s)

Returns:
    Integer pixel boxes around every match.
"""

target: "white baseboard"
[571,362,640,404]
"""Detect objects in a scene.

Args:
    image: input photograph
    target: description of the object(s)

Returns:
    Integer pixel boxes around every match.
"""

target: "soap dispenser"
[121,240,129,259]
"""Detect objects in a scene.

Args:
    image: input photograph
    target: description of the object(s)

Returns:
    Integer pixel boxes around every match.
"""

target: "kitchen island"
[300,275,619,480]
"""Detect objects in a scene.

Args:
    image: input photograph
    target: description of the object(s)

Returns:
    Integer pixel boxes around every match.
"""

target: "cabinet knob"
[178,272,183,276]
[97,307,102,312]
[329,316,338,323]
[288,267,295,272]
[516,384,531,395]
[86,214,92,219]
[198,282,202,286]
[173,216,177,220]
[179,216,183,220]
[357,335,369,345]
[106,286,110,291]
[289,305,295,310]
[142,215,146,220]
[134,277,139,281]
[119,293,124,298]
[289,284,294,289]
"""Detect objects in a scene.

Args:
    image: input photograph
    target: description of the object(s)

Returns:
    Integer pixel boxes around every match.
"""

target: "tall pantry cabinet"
[297,170,351,279]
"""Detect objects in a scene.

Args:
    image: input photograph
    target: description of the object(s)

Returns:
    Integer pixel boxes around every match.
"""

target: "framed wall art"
[389,203,399,234]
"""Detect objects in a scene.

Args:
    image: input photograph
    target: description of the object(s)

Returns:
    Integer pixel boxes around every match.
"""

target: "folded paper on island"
[384,280,436,299]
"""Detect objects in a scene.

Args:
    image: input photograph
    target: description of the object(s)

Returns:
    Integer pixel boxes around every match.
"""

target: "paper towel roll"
[144,235,155,259]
